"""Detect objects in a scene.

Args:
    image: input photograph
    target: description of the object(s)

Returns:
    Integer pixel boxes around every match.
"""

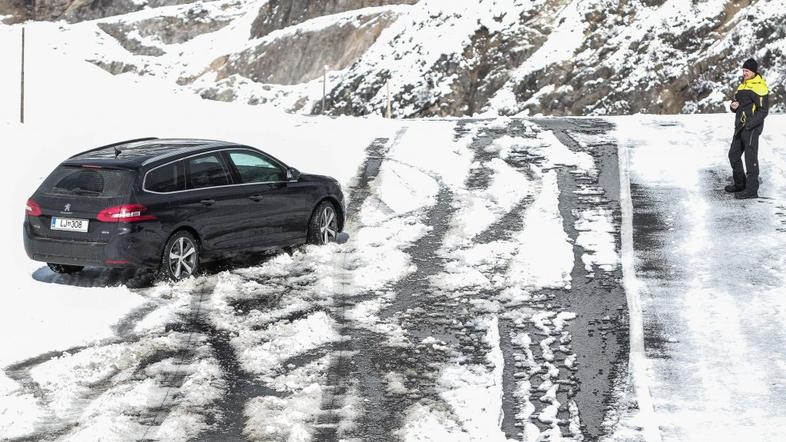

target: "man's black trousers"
[728,127,761,192]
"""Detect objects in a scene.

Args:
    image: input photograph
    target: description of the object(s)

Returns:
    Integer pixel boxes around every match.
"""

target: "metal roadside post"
[386,81,391,118]
[322,64,327,115]
[21,26,25,124]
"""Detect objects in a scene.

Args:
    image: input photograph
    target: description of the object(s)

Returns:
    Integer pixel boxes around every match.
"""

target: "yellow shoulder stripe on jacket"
[738,75,769,96]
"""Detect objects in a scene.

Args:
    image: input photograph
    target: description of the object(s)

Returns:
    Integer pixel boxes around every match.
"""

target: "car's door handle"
[200,199,216,206]
[249,195,264,202]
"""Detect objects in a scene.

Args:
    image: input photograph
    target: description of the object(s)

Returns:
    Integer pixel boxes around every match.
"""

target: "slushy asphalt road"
[4,117,786,442]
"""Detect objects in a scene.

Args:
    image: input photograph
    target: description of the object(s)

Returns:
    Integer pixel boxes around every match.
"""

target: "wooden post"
[20,26,25,124]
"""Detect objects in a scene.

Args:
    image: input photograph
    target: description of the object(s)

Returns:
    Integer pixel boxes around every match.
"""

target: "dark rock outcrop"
[1,0,202,24]
[98,22,166,56]
[89,59,140,75]
[249,0,417,38]
[96,3,231,56]
[214,9,400,85]
[508,0,784,116]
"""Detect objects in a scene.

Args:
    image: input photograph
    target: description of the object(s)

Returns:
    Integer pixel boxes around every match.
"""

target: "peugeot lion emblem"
[64,203,71,212]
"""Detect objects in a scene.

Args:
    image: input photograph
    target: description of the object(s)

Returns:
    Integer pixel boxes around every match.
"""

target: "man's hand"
[731,101,740,110]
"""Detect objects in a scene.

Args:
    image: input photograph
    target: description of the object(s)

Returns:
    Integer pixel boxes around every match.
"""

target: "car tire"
[307,201,339,245]
[47,263,84,274]
[160,231,200,281]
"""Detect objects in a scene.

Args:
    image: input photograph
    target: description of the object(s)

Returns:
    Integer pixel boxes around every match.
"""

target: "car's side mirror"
[287,167,301,181]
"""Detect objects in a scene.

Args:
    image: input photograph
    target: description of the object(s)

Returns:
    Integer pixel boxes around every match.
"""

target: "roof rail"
[69,137,159,158]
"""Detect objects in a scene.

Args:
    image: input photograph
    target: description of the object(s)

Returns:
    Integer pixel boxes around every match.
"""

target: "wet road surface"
[625,120,786,441]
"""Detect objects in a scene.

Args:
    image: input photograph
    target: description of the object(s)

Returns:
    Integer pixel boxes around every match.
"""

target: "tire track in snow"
[3,278,224,442]
[446,119,587,440]
[347,119,558,440]
[454,118,542,439]
[312,130,461,441]
[533,119,640,441]
[316,125,485,440]
[311,134,399,439]
[187,319,282,441]
[467,120,543,438]
[355,185,455,438]
[199,253,343,441]
[438,118,627,440]
[151,270,291,442]
[339,119,583,441]
[4,293,176,441]
[138,278,219,441]
[345,132,404,220]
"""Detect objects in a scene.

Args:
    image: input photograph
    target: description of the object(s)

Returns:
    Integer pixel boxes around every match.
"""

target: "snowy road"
[618,117,786,442]
[3,115,786,442]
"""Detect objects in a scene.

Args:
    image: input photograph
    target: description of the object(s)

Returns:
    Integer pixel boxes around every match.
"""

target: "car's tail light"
[26,199,42,217]
[97,204,156,222]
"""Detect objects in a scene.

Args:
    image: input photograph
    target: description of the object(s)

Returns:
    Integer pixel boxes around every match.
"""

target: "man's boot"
[725,183,745,193]
[734,189,758,199]
[735,175,759,199]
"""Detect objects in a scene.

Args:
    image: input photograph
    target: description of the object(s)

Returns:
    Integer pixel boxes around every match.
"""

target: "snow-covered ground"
[2,20,786,442]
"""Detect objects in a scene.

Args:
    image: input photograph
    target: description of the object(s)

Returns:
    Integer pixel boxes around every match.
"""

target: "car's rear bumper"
[23,221,164,268]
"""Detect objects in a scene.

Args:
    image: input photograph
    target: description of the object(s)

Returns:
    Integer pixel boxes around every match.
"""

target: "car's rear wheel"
[307,201,339,245]
[47,263,84,274]
[161,231,199,280]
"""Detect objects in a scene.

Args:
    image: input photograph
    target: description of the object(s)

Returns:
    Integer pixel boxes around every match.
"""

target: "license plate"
[51,217,89,233]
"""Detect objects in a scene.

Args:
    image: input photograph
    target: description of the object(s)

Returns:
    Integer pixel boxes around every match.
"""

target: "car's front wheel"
[307,201,339,245]
[161,231,200,280]
[47,263,83,274]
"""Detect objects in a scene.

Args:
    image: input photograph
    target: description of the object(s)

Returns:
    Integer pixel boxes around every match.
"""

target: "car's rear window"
[41,166,134,198]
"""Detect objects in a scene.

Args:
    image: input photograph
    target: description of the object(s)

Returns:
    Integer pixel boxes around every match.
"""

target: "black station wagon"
[23,138,347,280]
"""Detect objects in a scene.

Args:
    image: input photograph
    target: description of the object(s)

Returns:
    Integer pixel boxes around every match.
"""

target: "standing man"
[726,58,770,199]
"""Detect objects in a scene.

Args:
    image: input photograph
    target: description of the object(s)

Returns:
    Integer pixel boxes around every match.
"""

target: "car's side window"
[145,161,186,193]
[187,153,231,189]
[227,151,285,184]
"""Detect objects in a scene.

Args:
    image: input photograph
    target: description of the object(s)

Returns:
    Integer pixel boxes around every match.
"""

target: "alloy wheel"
[319,206,338,244]
[169,236,197,279]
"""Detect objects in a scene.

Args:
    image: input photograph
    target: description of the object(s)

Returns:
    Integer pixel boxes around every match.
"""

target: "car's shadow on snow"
[32,266,158,289]
[31,249,287,289]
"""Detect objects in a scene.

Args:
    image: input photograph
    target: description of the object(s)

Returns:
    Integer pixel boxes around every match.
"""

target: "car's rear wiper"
[73,188,101,196]
[52,187,101,196]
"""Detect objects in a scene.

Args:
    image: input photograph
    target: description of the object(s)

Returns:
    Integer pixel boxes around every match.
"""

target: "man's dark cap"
[742,58,759,73]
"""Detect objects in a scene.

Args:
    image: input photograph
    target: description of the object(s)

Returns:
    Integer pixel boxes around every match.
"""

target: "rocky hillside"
[0,0,202,23]
[2,0,783,118]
